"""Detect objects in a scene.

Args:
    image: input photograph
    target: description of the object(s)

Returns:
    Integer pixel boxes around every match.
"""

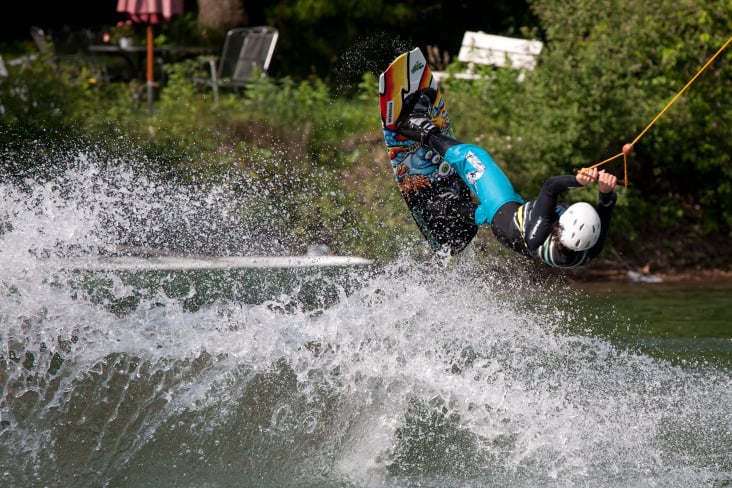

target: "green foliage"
[524,0,732,256]
[242,75,331,126]
[0,56,98,127]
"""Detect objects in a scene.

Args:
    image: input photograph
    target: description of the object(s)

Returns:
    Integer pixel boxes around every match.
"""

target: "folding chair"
[194,26,279,106]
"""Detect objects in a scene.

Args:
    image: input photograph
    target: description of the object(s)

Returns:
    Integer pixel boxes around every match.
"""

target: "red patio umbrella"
[116,0,184,112]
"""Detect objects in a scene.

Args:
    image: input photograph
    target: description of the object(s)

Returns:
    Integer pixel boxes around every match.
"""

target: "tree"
[258,0,536,84]
[197,0,247,31]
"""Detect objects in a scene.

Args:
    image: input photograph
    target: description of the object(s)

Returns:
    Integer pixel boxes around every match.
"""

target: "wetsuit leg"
[442,143,524,225]
[426,132,459,155]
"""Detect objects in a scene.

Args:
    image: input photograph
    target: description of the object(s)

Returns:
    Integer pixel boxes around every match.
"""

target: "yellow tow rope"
[585,35,732,187]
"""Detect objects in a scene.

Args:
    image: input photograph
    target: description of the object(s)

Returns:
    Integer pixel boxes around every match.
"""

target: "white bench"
[432,31,543,82]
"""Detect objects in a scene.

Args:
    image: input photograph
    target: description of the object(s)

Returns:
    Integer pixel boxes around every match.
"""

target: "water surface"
[1,151,729,487]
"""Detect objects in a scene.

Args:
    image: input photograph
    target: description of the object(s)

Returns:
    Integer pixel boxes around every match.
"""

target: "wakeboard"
[379,47,477,254]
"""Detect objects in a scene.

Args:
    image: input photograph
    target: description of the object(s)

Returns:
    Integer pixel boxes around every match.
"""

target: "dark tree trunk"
[197,0,247,31]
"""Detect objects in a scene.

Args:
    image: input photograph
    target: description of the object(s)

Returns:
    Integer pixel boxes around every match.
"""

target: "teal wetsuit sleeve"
[443,144,524,226]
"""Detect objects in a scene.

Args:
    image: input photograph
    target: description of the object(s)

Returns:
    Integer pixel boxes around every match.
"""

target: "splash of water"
[0,150,729,487]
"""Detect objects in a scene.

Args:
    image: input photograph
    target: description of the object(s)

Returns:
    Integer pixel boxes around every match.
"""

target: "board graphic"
[378,47,453,196]
[378,48,477,254]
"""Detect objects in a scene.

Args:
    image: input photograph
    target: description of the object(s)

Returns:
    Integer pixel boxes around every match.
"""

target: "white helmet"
[558,202,601,251]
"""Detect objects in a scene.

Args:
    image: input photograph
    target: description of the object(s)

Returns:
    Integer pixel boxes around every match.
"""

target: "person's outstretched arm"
[524,174,586,251]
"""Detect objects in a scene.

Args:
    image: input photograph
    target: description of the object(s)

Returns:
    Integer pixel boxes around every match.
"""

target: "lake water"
[1,154,730,487]
[570,279,732,368]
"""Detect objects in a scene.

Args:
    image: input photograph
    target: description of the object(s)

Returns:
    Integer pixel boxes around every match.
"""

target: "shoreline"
[566,265,732,285]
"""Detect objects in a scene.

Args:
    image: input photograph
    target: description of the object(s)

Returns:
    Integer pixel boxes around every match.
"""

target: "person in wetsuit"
[396,88,618,268]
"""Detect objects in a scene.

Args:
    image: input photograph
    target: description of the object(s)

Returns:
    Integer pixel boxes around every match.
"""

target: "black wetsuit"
[420,133,617,267]
[496,176,617,268]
